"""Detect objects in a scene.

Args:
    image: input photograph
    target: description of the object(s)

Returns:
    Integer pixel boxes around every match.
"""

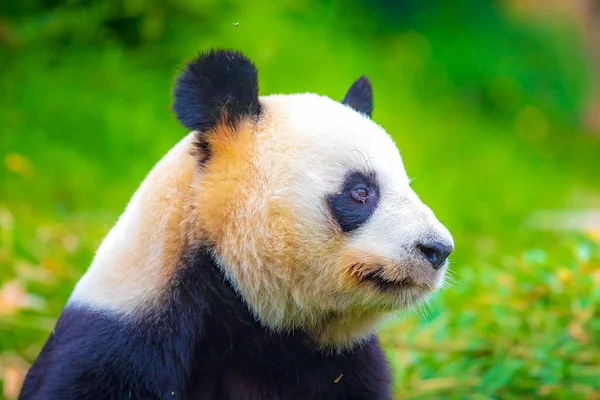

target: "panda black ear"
[342,76,373,118]
[172,49,261,134]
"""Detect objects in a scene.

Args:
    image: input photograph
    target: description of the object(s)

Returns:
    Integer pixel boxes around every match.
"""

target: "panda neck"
[179,243,384,353]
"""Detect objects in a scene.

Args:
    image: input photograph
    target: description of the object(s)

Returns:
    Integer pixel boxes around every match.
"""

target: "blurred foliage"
[359,0,588,124]
[0,0,220,48]
[1,0,600,399]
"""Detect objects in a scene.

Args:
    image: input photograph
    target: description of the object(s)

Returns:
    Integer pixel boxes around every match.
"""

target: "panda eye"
[352,187,369,203]
[351,187,369,203]
[327,171,380,232]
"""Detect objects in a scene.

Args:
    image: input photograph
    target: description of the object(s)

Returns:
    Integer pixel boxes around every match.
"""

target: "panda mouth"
[362,270,415,291]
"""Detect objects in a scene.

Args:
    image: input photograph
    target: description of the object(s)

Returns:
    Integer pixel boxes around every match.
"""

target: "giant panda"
[20,49,453,400]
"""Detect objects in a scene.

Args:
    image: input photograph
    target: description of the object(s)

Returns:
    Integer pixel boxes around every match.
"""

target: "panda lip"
[362,270,415,290]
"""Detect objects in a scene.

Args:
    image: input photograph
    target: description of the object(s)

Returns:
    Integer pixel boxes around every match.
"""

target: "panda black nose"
[418,241,453,269]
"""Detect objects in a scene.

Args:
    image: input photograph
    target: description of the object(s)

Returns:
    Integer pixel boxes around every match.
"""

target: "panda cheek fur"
[193,121,257,241]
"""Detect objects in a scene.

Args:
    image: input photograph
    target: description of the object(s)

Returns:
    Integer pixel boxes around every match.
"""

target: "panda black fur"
[20,49,454,400]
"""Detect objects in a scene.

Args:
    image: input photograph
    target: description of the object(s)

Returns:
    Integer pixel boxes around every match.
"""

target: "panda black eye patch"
[327,171,380,232]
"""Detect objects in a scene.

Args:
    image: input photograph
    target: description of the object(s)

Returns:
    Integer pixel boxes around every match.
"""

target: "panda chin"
[362,270,416,291]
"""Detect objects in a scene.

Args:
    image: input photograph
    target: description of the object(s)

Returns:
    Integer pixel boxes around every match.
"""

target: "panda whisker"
[349,147,374,172]
[441,268,458,288]
[413,298,433,322]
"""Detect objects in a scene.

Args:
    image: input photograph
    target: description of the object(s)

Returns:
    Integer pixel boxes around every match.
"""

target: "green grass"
[1,1,600,399]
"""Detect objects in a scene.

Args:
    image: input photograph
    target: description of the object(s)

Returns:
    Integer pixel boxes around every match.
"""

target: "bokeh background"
[1,0,600,398]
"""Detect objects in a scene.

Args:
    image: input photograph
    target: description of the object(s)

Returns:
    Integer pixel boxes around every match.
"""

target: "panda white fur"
[20,49,453,400]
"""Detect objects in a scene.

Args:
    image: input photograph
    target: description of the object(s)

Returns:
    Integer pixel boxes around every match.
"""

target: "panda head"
[170,49,454,347]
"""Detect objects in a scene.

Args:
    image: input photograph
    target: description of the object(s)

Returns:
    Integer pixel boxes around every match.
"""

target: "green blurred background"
[1,0,600,398]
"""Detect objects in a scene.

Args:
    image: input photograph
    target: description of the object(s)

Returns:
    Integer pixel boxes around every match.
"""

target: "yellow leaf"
[586,228,600,244]
[0,280,31,315]
[3,365,26,399]
[557,268,572,284]
[4,153,35,178]
[568,321,589,344]
[592,268,600,285]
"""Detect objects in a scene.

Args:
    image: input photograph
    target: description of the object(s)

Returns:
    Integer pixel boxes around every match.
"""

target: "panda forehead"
[256,93,408,185]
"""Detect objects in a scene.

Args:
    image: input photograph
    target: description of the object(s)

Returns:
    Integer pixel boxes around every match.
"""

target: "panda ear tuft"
[342,76,373,118]
[172,49,261,133]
